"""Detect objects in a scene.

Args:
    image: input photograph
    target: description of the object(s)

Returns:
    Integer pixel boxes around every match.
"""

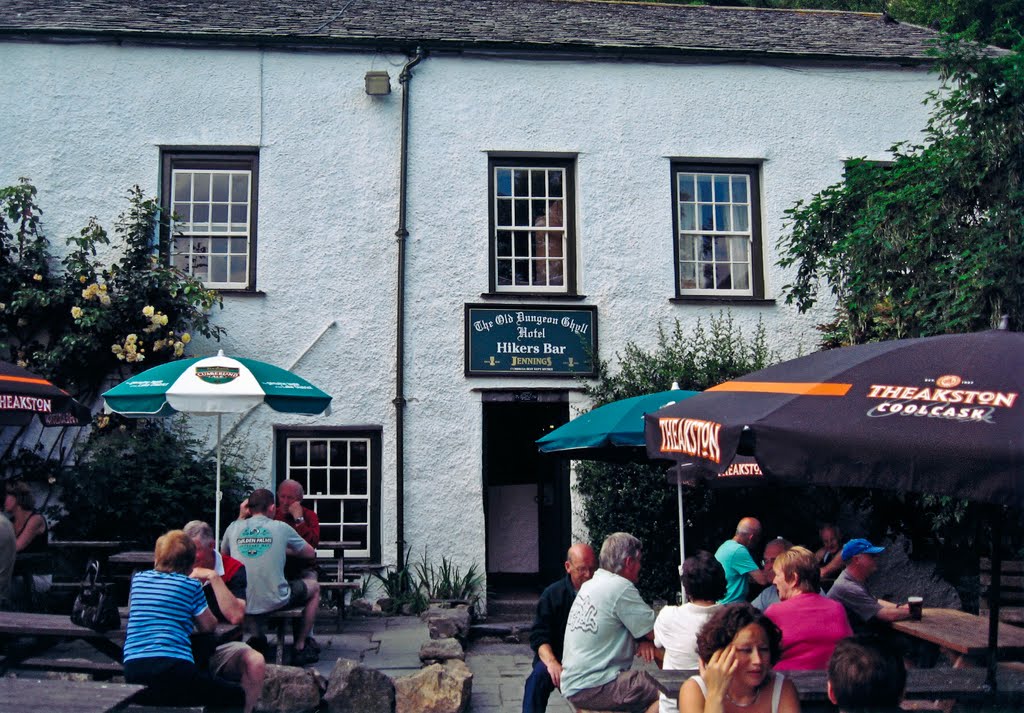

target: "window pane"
[193,204,209,223]
[173,204,191,223]
[513,170,529,195]
[732,176,748,203]
[495,169,512,197]
[342,525,367,550]
[317,499,341,524]
[678,174,695,202]
[174,175,191,201]
[330,441,347,466]
[231,174,248,199]
[514,258,530,285]
[350,441,367,467]
[514,199,530,226]
[497,259,512,285]
[210,255,228,283]
[713,175,730,202]
[229,258,247,285]
[679,261,696,289]
[715,205,730,231]
[211,202,229,224]
[734,264,750,290]
[309,468,327,495]
[700,205,713,230]
[679,204,694,232]
[193,173,210,201]
[732,237,749,262]
[212,173,229,201]
[497,198,512,226]
[697,174,713,202]
[513,231,530,257]
[714,237,729,262]
[548,172,563,198]
[496,231,512,257]
[732,205,749,232]
[680,236,695,261]
[717,263,732,289]
[531,171,546,197]
[212,238,228,254]
[700,263,715,289]
[700,235,714,261]
[350,470,368,495]
[347,499,368,523]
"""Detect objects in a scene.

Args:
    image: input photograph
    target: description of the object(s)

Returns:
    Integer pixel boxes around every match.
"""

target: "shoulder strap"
[693,674,707,697]
[771,672,783,713]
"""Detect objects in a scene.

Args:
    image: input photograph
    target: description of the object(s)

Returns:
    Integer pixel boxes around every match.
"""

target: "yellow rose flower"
[142,305,155,317]
[181,333,191,344]
[79,275,88,283]
[32,273,42,281]
[71,306,83,319]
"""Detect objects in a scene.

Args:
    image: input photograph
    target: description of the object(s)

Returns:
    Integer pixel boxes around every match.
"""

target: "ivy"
[0,180,223,402]
[778,35,1024,345]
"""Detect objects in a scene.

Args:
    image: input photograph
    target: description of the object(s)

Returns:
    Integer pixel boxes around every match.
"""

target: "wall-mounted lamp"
[365,70,391,96]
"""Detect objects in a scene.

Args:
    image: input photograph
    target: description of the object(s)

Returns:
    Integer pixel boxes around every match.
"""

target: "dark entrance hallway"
[482,393,569,597]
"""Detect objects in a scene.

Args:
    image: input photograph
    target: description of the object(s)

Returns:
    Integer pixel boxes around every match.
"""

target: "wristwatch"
[295,516,305,524]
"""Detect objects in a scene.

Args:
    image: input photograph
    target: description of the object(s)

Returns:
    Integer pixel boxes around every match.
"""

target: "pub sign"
[465,304,598,377]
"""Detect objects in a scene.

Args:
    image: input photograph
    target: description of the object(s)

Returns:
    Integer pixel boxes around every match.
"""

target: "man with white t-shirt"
[560,532,666,713]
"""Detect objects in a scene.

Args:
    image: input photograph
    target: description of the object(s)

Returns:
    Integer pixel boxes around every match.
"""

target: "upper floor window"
[672,163,764,299]
[489,157,577,294]
[161,149,258,291]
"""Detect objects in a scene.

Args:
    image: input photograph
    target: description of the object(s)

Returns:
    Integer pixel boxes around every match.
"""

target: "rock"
[256,663,323,713]
[350,597,381,616]
[394,660,473,713]
[419,637,465,663]
[421,604,471,640]
[323,658,395,713]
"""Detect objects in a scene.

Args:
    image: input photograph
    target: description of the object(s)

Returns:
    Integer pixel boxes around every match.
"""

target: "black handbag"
[70,558,121,631]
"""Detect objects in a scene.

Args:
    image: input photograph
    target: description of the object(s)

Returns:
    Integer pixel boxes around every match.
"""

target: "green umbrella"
[103,350,332,535]
[537,385,700,461]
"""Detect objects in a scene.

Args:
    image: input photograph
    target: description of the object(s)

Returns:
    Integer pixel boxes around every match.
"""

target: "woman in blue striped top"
[123,530,244,708]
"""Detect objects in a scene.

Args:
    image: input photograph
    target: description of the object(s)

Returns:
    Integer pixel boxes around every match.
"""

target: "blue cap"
[842,538,885,562]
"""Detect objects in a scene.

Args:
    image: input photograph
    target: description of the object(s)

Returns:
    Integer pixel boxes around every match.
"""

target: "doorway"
[482,393,570,590]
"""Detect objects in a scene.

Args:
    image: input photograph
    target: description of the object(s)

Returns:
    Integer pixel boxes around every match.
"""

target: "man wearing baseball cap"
[827,538,911,629]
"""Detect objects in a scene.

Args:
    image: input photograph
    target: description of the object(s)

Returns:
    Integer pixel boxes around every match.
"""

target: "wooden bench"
[246,606,305,665]
[981,558,1024,626]
[653,666,1024,704]
[0,676,144,713]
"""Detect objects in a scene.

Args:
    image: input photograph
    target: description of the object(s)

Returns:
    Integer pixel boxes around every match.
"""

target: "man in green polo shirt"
[714,517,772,603]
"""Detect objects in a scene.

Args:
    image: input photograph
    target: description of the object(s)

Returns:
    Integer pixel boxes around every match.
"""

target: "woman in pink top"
[765,546,852,670]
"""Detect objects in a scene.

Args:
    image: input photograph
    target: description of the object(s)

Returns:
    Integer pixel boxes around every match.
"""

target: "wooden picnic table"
[105,550,153,568]
[0,677,143,713]
[316,540,361,626]
[886,605,1024,660]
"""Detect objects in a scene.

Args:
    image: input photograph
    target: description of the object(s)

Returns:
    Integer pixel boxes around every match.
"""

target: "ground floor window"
[275,427,381,561]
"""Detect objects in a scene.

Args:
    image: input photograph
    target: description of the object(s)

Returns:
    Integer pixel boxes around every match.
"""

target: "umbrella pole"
[677,473,686,603]
[215,414,223,539]
[987,513,1002,693]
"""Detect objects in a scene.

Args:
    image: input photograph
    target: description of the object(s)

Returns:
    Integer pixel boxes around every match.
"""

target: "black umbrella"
[644,328,1024,690]
[0,360,91,427]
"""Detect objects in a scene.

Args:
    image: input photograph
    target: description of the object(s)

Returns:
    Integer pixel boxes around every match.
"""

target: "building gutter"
[394,46,426,571]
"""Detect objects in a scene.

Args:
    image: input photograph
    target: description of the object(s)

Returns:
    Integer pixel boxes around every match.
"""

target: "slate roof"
[0,0,941,63]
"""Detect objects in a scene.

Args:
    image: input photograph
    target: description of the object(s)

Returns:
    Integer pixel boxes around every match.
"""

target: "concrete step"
[486,596,537,622]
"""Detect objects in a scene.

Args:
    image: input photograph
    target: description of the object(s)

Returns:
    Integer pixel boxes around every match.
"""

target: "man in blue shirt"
[714,517,772,603]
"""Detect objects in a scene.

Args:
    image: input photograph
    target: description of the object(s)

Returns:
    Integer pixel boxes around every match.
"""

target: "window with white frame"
[276,428,381,561]
[672,163,763,298]
[161,150,258,291]
[489,157,576,294]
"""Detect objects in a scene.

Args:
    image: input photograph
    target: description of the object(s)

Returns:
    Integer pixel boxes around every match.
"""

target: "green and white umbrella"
[102,350,332,535]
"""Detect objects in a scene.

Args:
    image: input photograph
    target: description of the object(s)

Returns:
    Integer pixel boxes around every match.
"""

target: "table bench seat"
[247,606,305,665]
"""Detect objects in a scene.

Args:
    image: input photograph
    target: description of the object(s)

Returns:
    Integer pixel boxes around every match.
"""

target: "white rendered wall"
[0,40,937,587]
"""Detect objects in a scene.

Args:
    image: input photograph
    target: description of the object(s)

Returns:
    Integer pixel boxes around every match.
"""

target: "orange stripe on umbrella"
[707,380,852,396]
[0,374,55,387]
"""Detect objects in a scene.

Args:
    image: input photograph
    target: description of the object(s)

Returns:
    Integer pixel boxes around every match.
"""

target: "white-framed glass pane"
[288,436,374,559]
[493,163,570,293]
[676,168,755,296]
[170,167,253,289]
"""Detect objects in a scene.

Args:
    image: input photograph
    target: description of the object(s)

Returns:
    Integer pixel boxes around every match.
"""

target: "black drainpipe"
[395,46,426,572]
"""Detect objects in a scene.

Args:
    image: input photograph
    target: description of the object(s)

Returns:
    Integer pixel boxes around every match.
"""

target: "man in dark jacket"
[523,542,597,713]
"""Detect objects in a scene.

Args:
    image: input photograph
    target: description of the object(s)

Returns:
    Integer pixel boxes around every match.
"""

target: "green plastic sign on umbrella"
[103,350,332,535]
